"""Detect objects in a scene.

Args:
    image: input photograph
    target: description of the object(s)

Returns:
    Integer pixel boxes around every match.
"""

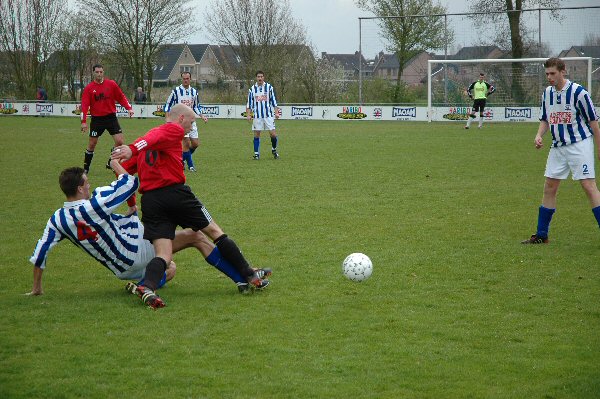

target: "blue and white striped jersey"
[164,85,202,115]
[29,174,150,277]
[540,80,598,147]
[247,82,278,118]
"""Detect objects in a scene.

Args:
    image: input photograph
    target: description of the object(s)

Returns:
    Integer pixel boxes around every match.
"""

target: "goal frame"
[427,57,593,122]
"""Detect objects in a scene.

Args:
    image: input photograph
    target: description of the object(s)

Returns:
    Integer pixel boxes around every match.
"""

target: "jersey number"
[583,164,589,175]
[76,221,98,241]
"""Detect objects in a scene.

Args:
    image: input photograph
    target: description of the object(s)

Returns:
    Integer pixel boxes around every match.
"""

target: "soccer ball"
[342,253,373,282]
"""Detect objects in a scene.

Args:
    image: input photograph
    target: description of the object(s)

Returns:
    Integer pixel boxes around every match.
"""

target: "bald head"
[167,103,196,133]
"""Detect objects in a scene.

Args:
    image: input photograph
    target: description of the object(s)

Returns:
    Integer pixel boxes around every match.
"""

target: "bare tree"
[356,0,451,102]
[0,0,66,99]
[204,0,308,99]
[295,48,345,103]
[78,0,197,101]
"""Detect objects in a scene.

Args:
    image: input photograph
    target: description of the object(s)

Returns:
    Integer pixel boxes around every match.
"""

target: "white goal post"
[427,57,593,122]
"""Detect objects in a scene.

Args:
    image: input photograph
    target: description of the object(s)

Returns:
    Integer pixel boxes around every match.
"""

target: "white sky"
[190,0,600,55]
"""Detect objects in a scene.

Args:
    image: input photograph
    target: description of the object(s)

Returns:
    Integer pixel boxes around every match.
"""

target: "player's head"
[544,57,566,88]
[137,86,143,92]
[256,71,264,84]
[478,73,485,82]
[59,167,90,199]
[92,64,104,83]
[181,72,191,87]
[167,103,196,133]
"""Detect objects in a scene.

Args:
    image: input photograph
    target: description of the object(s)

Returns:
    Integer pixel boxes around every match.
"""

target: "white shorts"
[184,121,198,139]
[252,117,276,131]
[545,137,596,180]
[115,237,156,281]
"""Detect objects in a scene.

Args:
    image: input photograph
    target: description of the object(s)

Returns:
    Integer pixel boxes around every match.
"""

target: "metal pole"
[358,18,362,105]
[538,8,542,56]
[428,60,432,122]
[444,14,448,105]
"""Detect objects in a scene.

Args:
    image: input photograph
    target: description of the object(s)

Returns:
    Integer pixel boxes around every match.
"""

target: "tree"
[0,0,66,99]
[204,0,308,100]
[78,0,197,102]
[470,0,561,101]
[355,0,451,102]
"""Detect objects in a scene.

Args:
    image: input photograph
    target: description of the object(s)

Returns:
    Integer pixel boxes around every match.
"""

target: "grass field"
[1,116,599,398]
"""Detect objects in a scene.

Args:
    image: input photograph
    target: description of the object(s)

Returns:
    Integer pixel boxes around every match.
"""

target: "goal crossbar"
[427,57,593,122]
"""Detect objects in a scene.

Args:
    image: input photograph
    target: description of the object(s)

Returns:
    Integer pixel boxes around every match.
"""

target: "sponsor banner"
[3,103,540,122]
[504,107,533,121]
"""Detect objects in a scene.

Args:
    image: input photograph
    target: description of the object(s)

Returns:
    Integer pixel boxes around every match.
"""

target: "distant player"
[164,72,207,172]
[522,57,600,244]
[246,70,280,160]
[464,72,495,129]
[80,64,134,174]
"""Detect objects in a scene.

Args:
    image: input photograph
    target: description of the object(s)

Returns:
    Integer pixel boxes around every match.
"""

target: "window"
[180,65,194,73]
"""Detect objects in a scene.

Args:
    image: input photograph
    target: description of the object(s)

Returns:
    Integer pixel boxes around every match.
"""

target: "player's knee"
[166,261,177,281]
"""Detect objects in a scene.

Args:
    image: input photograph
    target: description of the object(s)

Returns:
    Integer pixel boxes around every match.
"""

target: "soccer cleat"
[253,279,270,290]
[133,285,166,308]
[521,234,549,244]
[125,282,138,295]
[253,267,272,279]
[272,149,279,159]
[237,282,252,294]
[253,153,260,160]
[464,126,469,130]
[189,166,197,172]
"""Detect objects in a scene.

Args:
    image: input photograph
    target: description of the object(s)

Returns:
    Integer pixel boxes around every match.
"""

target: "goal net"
[427,57,593,122]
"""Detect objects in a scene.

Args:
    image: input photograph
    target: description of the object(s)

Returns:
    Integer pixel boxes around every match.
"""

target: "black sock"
[143,257,167,291]
[214,235,254,278]
[271,136,277,150]
[84,150,94,172]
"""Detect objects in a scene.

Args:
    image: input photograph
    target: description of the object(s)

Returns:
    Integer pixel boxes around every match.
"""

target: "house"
[372,51,433,86]
[321,51,371,80]
[557,45,600,84]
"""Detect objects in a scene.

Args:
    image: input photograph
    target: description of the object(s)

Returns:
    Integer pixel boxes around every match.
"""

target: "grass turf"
[1,116,599,398]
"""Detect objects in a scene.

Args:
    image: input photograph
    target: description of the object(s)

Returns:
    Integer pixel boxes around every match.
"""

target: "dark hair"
[59,167,86,197]
[479,73,485,76]
[544,57,566,71]
[181,71,191,78]
[256,70,264,77]
[92,64,103,71]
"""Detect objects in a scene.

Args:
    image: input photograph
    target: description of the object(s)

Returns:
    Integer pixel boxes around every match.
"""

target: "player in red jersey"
[111,104,269,308]
[80,64,134,174]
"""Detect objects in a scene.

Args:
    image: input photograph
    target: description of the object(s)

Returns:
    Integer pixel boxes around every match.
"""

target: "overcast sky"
[190,0,599,56]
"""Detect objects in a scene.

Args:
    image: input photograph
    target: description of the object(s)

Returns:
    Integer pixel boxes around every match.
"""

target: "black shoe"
[272,149,279,159]
[521,234,549,244]
[237,282,252,294]
[253,153,260,160]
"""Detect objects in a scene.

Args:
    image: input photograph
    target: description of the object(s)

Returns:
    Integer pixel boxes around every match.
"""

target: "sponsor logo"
[36,103,53,114]
[443,107,470,121]
[549,111,572,124]
[0,102,17,114]
[482,109,493,120]
[22,104,30,114]
[72,104,91,116]
[116,105,129,117]
[200,105,219,117]
[152,105,166,117]
[565,104,571,111]
[392,107,416,120]
[337,106,366,120]
[291,106,313,119]
[373,108,383,119]
[505,108,532,120]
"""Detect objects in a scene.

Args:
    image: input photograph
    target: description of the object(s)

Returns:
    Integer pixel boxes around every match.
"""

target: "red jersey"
[128,122,186,194]
[80,79,132,123]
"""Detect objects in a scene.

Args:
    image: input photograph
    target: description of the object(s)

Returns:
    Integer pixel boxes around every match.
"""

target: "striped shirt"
[247,82,278,118]
[29,174,147,277]
[164,85,202,115]
[540,80,598,147]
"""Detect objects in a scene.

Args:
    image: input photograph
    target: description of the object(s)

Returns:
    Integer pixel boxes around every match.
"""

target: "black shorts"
[89,113,122,138]
[472,99,486,113]
[141,184,213,242]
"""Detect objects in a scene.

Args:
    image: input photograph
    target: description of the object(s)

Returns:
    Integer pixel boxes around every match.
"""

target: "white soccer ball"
[342,253,373,282]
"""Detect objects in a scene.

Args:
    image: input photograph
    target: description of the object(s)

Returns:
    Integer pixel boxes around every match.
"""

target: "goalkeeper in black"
[465,73,495,129]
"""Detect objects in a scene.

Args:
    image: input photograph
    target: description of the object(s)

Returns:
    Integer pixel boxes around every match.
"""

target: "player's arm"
[246,90,253,121]
[80,85,91,131]
[89,173,139,215]
[486,82,496,96]
[28,219,64,295]
[111,158,138,213]
[164,89,176,115]
[270,86,280,119]
[194,94,208,122]
[466,82,475,98]
[535,90,549,149]
[113,81,134,117]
